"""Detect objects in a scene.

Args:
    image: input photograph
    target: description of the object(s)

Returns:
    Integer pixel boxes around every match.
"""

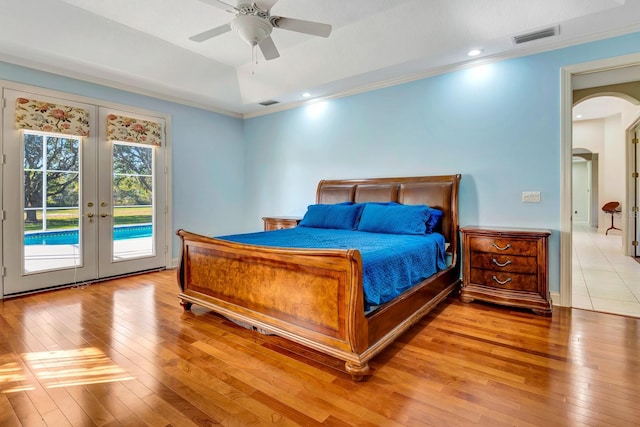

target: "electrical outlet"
[522,191,541,203]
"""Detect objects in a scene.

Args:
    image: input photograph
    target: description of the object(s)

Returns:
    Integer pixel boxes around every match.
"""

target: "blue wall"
[244,31,640,293]
[0,61,245,254]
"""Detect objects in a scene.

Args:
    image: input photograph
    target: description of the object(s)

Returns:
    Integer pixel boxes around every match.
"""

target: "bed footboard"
[176,229,372,378]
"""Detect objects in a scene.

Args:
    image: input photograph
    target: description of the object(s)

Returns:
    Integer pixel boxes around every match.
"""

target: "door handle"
[100,212,109,218]
[86,212,94,218]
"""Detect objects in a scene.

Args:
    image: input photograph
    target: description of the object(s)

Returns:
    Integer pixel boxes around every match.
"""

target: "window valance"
[15,98,90,137]
[106,114,163,146]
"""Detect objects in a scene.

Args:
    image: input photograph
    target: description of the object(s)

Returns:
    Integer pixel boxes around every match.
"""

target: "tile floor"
[572,223,640,317]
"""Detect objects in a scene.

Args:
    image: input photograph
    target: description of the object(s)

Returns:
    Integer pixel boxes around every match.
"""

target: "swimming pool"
[24,224,153,245]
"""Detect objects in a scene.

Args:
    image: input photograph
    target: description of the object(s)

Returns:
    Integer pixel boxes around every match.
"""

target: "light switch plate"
[522,191,541,203]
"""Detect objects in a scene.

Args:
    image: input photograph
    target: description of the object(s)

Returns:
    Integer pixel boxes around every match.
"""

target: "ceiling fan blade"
[253,0,278,11]
[273,17,332,37]
[198,0,239,12]
[259,35,280,60]
[189,23,231,42]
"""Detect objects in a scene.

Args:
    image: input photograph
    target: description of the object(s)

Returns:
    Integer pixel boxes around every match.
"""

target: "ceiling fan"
[190,0,332,60]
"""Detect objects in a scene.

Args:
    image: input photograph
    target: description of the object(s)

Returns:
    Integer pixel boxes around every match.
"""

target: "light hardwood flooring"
[572,224,640,317]
[1,270,639,426]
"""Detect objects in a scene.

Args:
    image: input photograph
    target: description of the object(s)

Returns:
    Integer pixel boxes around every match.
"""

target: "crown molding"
[0,52,243,119]
[2,24,639,121]
[244,25,640,119]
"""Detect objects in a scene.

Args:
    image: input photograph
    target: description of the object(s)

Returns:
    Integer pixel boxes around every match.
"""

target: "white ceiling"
[573,96,634,121]
[1,0,639,117]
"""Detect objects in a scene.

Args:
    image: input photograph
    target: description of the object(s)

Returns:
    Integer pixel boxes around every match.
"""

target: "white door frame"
[626,120,640,256]
[560,52,640,307]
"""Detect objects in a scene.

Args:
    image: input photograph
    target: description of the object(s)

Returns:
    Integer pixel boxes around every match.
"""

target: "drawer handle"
[492,258,512,268]
[492,275,512,285]
[492,242,512,251]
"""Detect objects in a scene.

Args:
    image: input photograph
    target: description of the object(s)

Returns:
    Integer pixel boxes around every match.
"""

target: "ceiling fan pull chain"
[251,45,256,75]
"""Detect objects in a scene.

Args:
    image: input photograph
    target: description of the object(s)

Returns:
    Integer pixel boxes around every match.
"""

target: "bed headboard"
[316,175,461,252]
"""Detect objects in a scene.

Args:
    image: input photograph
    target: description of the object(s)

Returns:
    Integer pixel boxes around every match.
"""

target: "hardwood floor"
[1,270,639,426]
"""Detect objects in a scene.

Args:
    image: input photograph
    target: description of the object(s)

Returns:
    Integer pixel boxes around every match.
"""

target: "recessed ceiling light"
[467,49,483,57]
[576,114,583,119]
[302,92,311,98]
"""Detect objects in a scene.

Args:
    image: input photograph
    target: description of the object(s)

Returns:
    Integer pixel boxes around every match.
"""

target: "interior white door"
[2,89,99,295]
[572,159,590,223]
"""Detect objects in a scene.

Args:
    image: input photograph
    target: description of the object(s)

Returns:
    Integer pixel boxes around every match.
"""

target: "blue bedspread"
[218,227,447,308]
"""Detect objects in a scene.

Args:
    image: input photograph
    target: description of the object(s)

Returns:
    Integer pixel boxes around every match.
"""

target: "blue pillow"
[426,208,443,233]
[357,203,430,235]
[298,203,363,230]
[351,202,397,228]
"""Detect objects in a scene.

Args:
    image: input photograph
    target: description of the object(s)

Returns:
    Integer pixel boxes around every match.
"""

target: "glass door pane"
[23,132,82,273]
[112,142,154,260]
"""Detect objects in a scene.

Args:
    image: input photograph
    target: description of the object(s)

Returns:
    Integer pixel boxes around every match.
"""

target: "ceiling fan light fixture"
[190,0,332,62]
[230,15,273,46]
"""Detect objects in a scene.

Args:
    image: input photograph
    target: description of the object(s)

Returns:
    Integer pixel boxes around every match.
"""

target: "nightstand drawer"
[468,236,537,256]
[470,268,538,292]
[262,216,301,231]
[470,253,537,274]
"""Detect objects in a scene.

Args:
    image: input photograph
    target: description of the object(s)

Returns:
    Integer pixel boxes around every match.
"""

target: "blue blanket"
[218,228,447,308]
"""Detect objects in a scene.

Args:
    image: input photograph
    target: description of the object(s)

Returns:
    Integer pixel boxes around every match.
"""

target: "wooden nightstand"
[262,216,301,231]
[460,226,552,316]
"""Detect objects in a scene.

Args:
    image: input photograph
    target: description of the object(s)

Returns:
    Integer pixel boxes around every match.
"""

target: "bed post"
[176,229,193,311]
[345,361,369,381]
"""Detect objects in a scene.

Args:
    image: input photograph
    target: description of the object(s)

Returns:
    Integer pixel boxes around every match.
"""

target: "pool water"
[24,224,152,245]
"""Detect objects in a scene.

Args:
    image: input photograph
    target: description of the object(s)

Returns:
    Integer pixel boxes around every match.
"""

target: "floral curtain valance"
[107,114,163,146]
[15,98,90,137]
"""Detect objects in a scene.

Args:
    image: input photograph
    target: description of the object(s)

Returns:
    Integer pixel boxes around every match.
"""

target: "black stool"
[602,201,621,235]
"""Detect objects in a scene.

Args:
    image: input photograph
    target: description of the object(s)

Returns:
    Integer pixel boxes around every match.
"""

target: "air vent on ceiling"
[259,100,279,106]
[512,26,559,45]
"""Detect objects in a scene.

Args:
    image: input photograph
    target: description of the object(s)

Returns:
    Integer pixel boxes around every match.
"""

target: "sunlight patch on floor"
[0,347,134,393]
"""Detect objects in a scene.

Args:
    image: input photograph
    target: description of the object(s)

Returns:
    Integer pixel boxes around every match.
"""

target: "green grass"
[24,207,152,231]
[113,214,153,226]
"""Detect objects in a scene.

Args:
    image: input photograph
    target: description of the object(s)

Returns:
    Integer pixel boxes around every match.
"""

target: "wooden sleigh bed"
[176,174,461,380]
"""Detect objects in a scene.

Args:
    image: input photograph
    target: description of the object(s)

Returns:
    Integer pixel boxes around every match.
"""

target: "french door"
[2,89,168,296]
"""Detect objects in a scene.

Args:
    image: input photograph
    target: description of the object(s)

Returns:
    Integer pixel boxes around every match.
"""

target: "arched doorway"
[571,90,640,315]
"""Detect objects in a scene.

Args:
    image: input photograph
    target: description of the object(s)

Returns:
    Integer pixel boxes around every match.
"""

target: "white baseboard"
[550,291,563,307]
